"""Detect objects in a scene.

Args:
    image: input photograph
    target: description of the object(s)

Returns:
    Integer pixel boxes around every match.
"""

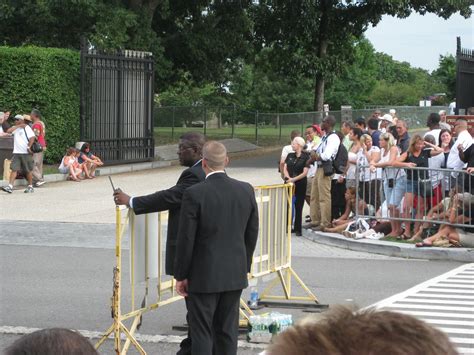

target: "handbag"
[418,179,433,197]
[24,127,43,153]
[321,160,334,176]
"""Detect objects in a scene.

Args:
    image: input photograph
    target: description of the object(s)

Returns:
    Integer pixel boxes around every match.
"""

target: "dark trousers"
[177,297,192,355]
[187,289,242,355]
[293,179,307,233]
[331,179,346,221]
[359,180,381,211]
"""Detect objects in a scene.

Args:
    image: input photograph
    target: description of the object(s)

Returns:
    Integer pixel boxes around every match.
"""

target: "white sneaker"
[34,181,46,187]
[354,232,365,240]
[24,186,34,193]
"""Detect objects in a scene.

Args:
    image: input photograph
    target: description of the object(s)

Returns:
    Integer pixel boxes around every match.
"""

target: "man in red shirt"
[31,109,47,187]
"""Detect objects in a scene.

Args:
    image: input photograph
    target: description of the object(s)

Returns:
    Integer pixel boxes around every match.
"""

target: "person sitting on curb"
[58,147,83,182]
[416,192,473,248]
[78,142,103,178]
[1,114,36,194]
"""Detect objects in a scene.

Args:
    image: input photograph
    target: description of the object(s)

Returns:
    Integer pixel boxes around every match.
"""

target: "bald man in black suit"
[174,141,259,355]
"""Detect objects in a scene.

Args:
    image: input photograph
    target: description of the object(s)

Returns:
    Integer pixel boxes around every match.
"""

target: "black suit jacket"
[132,163,205,275]
[174,173,259,293]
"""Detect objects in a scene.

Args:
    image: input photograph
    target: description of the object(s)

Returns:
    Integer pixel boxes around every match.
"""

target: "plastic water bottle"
[249,287,259,308]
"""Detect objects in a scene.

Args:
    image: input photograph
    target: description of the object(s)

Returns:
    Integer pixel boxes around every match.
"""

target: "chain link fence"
[154,105,448,146]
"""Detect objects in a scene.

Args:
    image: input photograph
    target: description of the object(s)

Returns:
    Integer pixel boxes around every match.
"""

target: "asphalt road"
[0,152,468,354]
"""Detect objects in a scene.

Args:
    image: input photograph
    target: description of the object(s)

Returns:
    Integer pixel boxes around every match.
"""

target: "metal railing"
[355,165,474,230]
[153,105,448,145]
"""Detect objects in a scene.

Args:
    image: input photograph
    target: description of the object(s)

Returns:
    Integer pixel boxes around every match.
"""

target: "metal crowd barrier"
[355,165,474,229]
[95,183,318,354]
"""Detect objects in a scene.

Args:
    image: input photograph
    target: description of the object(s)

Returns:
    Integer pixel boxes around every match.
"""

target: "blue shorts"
[384,176,406,207]
[405,179,420,195]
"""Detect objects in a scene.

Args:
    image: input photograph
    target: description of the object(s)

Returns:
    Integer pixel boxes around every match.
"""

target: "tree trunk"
[314,75,325,121]
[313,0,330,121]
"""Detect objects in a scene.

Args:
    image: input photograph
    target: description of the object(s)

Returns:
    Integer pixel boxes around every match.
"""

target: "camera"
[388,179,394,188]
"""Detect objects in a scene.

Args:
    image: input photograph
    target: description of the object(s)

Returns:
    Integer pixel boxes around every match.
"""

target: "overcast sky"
[365,9,474,73]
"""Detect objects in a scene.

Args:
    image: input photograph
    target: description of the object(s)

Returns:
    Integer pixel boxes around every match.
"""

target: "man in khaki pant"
[308,116,340,231]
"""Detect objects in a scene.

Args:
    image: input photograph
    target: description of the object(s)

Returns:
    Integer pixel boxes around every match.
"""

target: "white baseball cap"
[381,114,393,123]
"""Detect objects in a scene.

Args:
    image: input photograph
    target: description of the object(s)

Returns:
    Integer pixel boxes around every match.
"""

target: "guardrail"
[95,183,319,354]
[355,165,474,230]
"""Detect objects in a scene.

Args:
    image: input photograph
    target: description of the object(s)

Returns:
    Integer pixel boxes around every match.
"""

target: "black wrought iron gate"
[80,44,155,164]
[456,37,474,114]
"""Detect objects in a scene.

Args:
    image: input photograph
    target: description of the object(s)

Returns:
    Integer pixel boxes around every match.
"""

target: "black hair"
[180,131,206,154]
[388,125,398,140]
[367,117,379,130]
[305,125,316,131]
[427,113,440,129]
[355,117,366,128]
[351,127,363,140]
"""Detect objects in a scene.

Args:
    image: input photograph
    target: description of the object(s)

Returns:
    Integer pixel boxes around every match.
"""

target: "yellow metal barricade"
[250,184,318,303]
[95,183,318,354]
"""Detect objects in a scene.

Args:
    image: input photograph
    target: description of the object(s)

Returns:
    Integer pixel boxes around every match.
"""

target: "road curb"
[302,228,474,262]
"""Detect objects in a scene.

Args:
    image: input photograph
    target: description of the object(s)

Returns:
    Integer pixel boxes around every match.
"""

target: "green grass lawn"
[154,125,307,146]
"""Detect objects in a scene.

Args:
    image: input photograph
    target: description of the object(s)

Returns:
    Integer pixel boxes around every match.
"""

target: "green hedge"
[0,46,80,163]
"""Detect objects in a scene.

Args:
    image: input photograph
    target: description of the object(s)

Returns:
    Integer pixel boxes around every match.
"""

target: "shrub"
[0,46,80,163]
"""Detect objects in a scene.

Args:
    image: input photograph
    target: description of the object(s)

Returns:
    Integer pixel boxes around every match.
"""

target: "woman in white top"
[370,132,404,237]
[345,127,363,188]
[358,134,381,212]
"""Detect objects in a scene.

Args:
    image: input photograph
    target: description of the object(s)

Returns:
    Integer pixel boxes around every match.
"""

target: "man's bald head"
[203,141,228,171]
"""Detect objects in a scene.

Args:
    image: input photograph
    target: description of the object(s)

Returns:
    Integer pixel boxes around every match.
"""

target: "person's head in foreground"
[266,306,458,355]
[5,328,98,355]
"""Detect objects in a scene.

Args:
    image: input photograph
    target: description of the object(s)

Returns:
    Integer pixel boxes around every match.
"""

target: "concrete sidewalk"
[1,138,268,188]
[303,228,474,262]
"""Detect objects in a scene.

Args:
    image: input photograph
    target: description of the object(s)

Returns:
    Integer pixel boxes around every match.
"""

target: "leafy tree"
[153,1,253,88]
[432,54,456,100]
[325,38,377,109]
[251,1,472,113]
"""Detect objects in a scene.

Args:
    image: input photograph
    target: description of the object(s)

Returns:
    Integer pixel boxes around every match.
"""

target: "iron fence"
[456,37,474,114]
[153,105,448,146]
[80,45,155,164]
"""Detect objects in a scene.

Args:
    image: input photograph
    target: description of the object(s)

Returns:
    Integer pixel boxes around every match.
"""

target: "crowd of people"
[0,108,103,193]
[282,108,474,248]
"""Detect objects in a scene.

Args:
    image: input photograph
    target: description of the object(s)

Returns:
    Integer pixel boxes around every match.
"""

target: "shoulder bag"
[23,127,43,153]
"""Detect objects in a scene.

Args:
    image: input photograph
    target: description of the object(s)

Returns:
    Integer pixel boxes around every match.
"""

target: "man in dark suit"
[113,131,206,355]
[174,141,259,355]
[113,132,206,275]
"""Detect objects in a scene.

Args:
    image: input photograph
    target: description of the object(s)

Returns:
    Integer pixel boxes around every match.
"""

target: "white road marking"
[0,326,267,350]
[370,263,474,354]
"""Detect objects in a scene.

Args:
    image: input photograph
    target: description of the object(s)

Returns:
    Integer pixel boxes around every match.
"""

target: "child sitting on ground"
[78,142,103,178]
[58,147,83,182]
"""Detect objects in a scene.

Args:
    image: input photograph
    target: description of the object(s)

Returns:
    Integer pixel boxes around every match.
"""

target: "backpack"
[332,142,348,174]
